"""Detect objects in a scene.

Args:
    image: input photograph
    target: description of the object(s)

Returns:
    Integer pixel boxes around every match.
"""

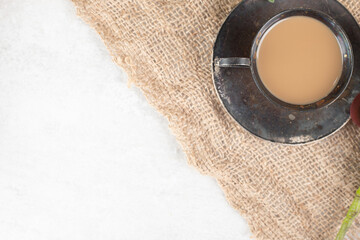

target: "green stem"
[335,187,360,240]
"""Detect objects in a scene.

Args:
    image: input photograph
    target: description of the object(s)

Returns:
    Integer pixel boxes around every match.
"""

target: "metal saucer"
[212,0,360,144]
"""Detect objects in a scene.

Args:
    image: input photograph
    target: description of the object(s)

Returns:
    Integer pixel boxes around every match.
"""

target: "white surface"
[0,1,251,239]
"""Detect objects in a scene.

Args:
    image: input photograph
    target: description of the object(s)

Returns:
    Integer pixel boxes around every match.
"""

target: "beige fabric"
[70,0,360,239]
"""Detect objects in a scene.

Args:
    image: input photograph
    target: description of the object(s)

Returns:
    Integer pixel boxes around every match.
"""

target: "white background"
[0,1,251,239]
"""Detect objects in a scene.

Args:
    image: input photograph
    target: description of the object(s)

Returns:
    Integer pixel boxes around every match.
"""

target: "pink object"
[350,94,360,127]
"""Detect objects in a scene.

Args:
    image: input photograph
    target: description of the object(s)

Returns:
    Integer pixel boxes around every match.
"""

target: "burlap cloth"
[71,0,360,239]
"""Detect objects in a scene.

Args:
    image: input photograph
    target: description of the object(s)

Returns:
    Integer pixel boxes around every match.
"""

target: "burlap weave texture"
[71,0,360,239]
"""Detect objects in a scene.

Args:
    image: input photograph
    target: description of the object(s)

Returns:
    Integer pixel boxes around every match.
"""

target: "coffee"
[256,16,343,105]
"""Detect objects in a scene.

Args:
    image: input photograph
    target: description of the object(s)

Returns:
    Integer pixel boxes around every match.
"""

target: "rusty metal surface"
[212,0,360,144]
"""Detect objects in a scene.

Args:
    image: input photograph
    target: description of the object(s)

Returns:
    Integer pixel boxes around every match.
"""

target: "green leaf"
[268,0,275,3]
[335,187,360,240]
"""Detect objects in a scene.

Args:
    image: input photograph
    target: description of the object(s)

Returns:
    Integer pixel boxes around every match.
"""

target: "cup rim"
[250,8,354,111]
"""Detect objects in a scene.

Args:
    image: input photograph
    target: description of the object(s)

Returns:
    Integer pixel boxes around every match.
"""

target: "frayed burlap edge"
[70,0,360,239]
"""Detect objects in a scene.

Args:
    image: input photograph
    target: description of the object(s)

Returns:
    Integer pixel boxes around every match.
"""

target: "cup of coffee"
[216,9,353,110]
